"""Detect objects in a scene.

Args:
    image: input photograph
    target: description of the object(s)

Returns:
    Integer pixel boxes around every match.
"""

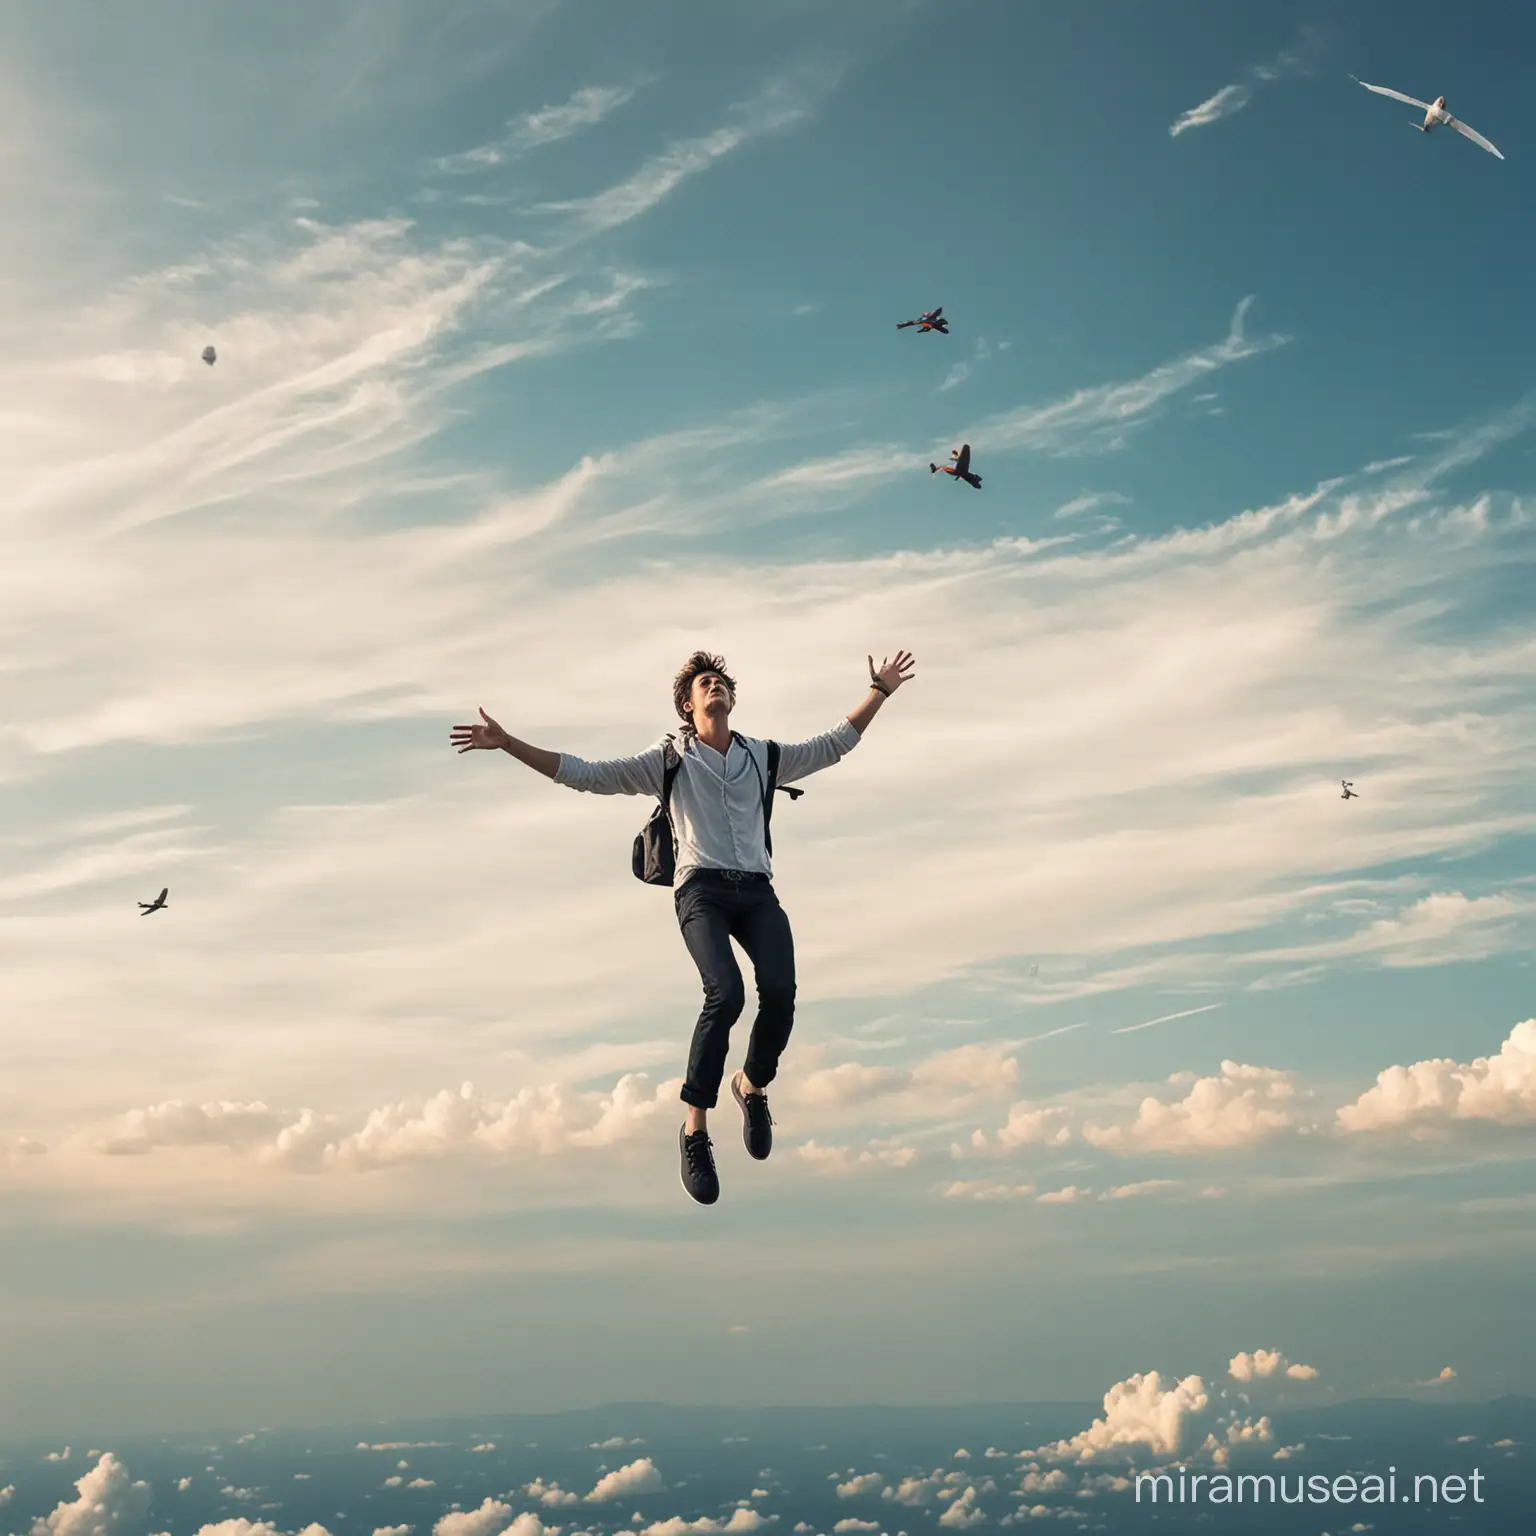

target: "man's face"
[689,670,733,726]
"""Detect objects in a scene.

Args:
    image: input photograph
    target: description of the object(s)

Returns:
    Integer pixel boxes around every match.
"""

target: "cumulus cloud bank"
[1337,1020,1536,1134]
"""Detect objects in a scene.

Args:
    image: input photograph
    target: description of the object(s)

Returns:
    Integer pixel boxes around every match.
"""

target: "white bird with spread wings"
[1352,77,1505,159]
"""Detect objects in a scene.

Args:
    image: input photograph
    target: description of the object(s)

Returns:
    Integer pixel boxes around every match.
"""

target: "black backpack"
[632,734,802,886]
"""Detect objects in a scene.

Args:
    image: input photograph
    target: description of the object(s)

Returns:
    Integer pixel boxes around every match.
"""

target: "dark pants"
[674,870,796,1109]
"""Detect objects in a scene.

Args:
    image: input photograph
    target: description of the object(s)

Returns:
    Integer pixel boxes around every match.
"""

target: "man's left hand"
[869,651,916,694]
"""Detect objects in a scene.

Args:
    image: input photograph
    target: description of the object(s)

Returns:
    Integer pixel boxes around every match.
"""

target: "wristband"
[869,678,891,697]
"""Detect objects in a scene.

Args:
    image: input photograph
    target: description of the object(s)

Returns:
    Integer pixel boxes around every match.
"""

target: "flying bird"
[138,887,169,914]
[931,443,982,488]
[201,345,217,365]
[1351,77,1505,159]
[897,306,949,334]
[1341,781,1358,800]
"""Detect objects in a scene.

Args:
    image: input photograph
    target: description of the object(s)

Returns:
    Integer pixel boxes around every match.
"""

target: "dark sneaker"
[679,1124,720,1205]
[731,1072,774,1160]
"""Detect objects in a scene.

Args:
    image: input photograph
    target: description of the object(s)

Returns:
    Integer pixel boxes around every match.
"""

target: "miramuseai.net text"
[1133,1466,1487,1507]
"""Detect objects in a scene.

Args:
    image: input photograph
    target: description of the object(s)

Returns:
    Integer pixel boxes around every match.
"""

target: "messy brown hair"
[672,651,736,740]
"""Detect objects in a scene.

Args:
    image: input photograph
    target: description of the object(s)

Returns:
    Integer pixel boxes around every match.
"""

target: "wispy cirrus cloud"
[432,83,643,174]
[1053,490,1131,521]
[534,63,843,238]
[1170,34,1322,137]
[964,296,1288,457]
[565,305,1289,546]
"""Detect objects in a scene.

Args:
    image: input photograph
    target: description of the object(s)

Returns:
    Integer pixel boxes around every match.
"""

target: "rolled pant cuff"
[741,1061,777,1090]
[680,1083,719,1110]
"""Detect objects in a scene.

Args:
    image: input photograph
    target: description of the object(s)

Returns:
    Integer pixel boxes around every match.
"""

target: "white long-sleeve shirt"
[554,720,861,884]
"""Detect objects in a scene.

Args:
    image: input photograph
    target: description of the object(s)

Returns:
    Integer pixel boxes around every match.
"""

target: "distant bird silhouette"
[1341,780,1358,800]
[201,345,217,366]
[138,887,168,914]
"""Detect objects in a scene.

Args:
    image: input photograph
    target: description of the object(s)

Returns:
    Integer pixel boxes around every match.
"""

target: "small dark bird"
[138,887,169,914]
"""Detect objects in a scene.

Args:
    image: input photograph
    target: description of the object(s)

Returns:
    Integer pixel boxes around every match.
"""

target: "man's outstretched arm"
[450,707,666,796]
[846,650,916,737]
[451,708,560,777]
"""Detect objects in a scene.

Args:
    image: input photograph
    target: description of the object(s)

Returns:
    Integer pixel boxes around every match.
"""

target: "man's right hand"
[450,707,512,753]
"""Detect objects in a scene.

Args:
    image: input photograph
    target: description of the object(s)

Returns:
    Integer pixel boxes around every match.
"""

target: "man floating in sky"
[451,648,916,1206]
[931,443,982,488]
[1341,780,1359,800]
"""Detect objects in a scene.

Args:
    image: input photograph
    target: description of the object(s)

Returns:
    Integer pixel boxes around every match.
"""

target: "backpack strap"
[763,740,779,857]
[660,734,681,812]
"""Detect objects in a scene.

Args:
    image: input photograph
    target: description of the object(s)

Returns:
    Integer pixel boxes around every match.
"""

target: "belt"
[700,868,769,883]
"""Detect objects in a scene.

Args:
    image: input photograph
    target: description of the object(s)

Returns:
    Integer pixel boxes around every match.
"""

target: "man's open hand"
[869,651,916,694]
[450,707,512,753]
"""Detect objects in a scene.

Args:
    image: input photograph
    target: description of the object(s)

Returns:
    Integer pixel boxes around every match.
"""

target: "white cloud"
[793,1139,918,1176]
[1100,1180,1182,1201]
[969,297,1287,456]
[882,1477,943,1507]
[1337,1019,1536,1135]
[643,1515,767,1536]
[586,1460,664,1503]
[1083,1063,1300,1153]
[831,1523,879,1534]
[97,1073,684,1170]
[1052,491,1130,521]
[1017,1471,1067,1496]
[1170,40,1313,137]
[1229,1349,1319,1383]
[527,1480,580,1508]
[435,85,639,173]
[1201,1416,1275,1465]
[1170,84,1253,138]
[374,1526,411,1536]
[176,1524,334,1536]
[1037,1186,1090,1205]
[433,1501,514,1536]
[942,1179,1037,1202]
[835,1475,884,1498]
[535,68,839,239]
[936,1487,985,1529]
[974,1103,1072,1152]
[1032,1372,1210,1463]
[29,1456,152,1536]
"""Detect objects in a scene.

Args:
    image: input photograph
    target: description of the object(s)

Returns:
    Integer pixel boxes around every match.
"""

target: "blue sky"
[1,0,1535,1443]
